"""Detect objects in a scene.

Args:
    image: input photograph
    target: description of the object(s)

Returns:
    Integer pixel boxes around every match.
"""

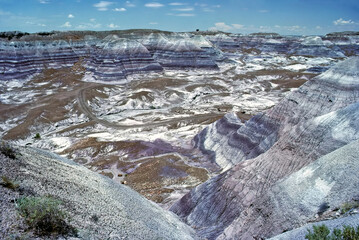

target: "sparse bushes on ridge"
[0,31,29,40]
[36,31,57,36]
[16,196,77,237]
[305,224,359,240]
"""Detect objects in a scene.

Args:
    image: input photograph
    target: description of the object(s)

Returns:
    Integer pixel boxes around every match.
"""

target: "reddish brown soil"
[124,154,209,202]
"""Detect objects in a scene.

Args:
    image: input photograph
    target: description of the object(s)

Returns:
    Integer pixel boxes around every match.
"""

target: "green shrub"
[16,196,77,237]
[0,176,19,190]
[342,225,359,239]
[0,142,16,159]
[34,133,41,139]
[305,224,359,240]
[305,224,330,240]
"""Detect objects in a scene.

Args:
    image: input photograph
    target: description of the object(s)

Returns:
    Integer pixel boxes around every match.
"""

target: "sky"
[0,0,359,35]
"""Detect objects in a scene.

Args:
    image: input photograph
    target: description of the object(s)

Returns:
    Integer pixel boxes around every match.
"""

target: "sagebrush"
[16,196,77,237]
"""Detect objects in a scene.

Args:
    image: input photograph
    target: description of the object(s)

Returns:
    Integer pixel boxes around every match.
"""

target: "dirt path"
[77,85,225,130]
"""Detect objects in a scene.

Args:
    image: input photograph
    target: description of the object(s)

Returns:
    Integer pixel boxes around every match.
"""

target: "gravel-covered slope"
[0,145,197,239]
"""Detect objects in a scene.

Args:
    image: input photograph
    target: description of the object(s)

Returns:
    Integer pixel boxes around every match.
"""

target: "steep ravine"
[170,57,359,239]
[193,57,359,170]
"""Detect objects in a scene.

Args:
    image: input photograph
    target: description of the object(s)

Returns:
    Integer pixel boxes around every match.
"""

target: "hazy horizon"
[1,0,359,35]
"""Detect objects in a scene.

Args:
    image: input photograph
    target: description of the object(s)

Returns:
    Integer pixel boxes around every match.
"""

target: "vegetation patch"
[305,224,359,240]
[16,196,77,237]
[0,176,19,190]
[0,31,30,40]
[34,133,41,139]
[0,142,17,159]
[340,201,359,214]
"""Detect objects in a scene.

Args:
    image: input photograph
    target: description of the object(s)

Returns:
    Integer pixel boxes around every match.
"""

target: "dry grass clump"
[0,176,19,190]
[0,142,17,159]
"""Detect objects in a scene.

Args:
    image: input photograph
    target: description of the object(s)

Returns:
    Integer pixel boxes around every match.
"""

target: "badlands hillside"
[171,57,359,239]
[1,30,359,239]
[0,145,197,239]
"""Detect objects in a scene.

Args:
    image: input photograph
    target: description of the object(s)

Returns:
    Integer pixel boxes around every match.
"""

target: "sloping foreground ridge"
[0,146,197,239]
[170,57,359,239]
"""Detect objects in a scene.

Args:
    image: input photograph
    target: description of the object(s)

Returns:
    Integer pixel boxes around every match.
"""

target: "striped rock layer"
[171,57,359,239]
